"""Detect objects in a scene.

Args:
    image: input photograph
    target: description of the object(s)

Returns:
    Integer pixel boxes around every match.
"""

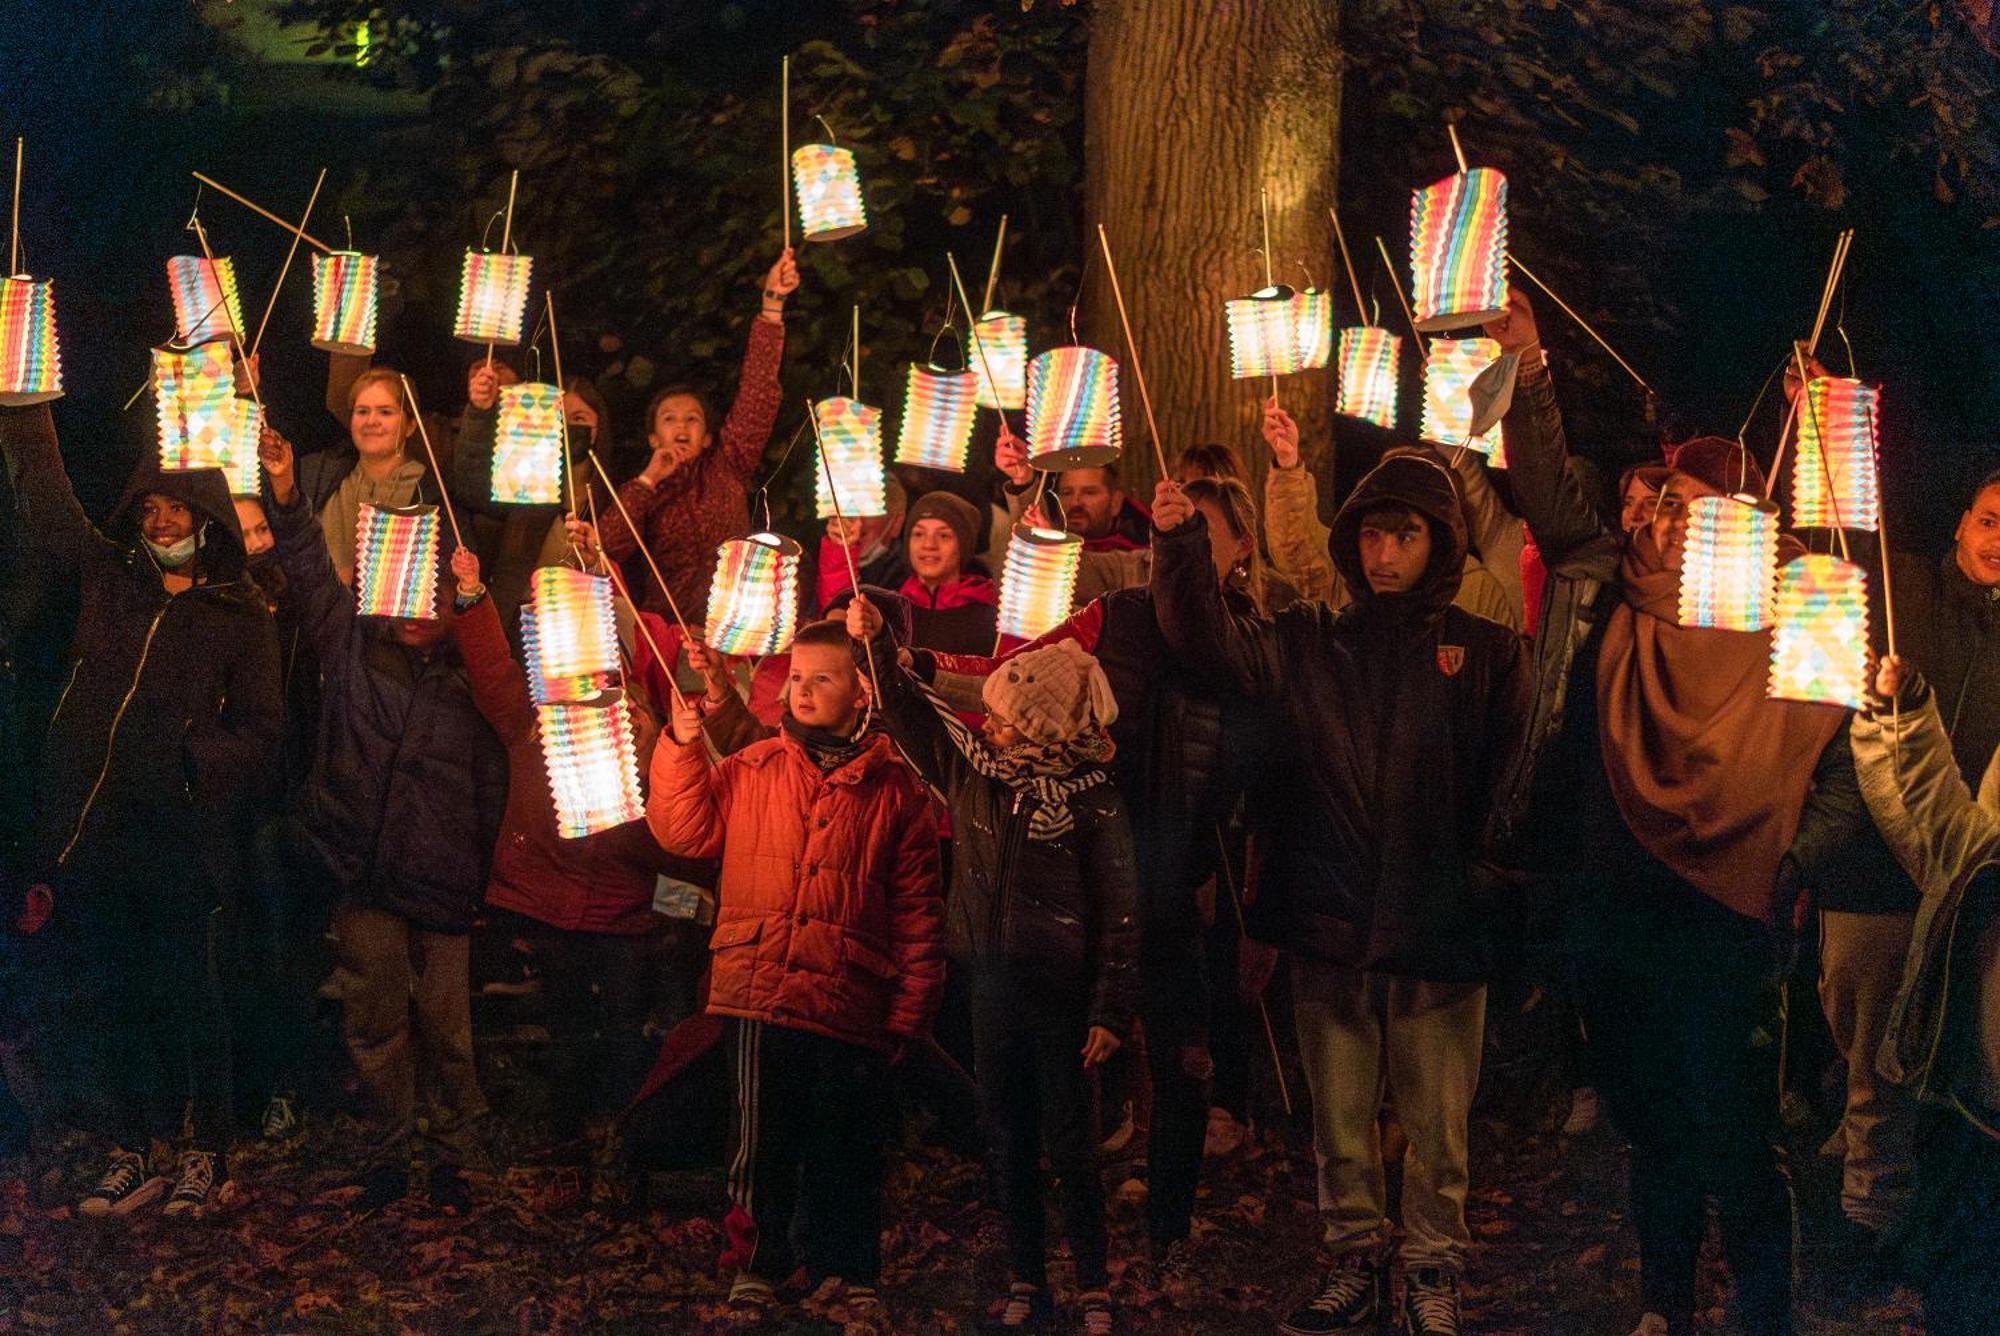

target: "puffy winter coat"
[647,726,944,1051]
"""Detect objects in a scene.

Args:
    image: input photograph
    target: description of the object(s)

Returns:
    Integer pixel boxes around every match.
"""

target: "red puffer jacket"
[647,728,945,1051]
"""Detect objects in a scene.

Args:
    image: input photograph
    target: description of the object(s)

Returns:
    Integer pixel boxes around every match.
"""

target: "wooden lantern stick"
[1094,225,1170,480]
[1763,387,1801,506]
[1507,251,1657,398]
[1259,186,1280,407]
[1372,235,1425,347]
[981,214,1009,313]
[397,374,464,551]
[190,172,332,252]
[1447,122,1470,174]
[249,168,326,365]
[1327,205,1368,323]
[485,169,521,374]
[544,292,579,520]
[188,214,263,412]
[1789,343,1851,564]
[780,55,792,252]
[947,251,1011,431]
[1214,826,1293,1119]
[587,449,696,640]
[9,137,21,276]
[849,304,861,399]
[601,558,688,712]
[1806,229,1854,359]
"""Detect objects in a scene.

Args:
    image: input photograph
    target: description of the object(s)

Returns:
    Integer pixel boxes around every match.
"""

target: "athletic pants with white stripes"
[727,1018,888,1286]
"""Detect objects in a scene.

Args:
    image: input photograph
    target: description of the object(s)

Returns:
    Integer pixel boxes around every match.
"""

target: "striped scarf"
[915,677,1115,841]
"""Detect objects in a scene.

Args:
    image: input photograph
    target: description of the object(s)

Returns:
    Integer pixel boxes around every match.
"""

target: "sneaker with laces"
[1401,1266,1463,1336]
[841,1283,889,1333]
[163,1149,224,1217]
[1278,1252,1386,1334]
[79,1149,170,1218]
[1077,1289,1115,1335]
[728,1272,779,1319]
[260,1094,300,1141]
[986,1280,1054,1333]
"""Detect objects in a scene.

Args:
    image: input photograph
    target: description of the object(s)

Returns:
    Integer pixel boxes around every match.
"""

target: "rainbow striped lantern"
[310,251,380,355]
[1025,346,1121,471]
[453,250,533,345]
[538,693,645,839]
[791,144,867,242]
[521,565,619,704]
[998,523,1083,641]
[1420,337,1503,459]
[167,255,245,345]
[706,533,803,657]
[1678,495,1779,631]
[0,277,62,406]
[493,381,565,505]
[1336,327,1401,430]
[813,396,887,518]
[1226,285,1303,380]
[969,311,1028,411]
[1409,167,1509,332]
[895,364,980,472]
[1292,288,1335,372]
[353,502,442,620]
[1792,377,1881,532]
[1769,555,1870,710]
[152,342,236,471]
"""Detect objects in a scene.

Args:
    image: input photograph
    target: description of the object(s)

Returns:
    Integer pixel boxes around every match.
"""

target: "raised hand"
[258,424,297,506]
[845,592,883,643]
[449,545,482,591]
[1782,342,1832,404]
[994,425,1034,488]
[1873,653,1907,703]
[1151,478,1194,532]
[669,690,705,745]
[761,248,801,315]
[468,362,500,412]
[1483,286,1540,356]
[1261,399,1300,469]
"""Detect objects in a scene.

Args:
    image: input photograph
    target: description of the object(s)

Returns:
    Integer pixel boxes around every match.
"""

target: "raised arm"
[446,547,536,747]
[1260,402,1341,607]
[0,404,118,569]
[716,252,798,479]
[1149,485,1293,702]
[1852,662,2000,898]
[845,596,970,800]
[1434,443,1525,625]
[259,423,357,661]
[646,706,731,861]
[449,362,505,519]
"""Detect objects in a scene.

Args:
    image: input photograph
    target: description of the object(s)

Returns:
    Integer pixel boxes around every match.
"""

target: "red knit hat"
[1665,436,1765,496]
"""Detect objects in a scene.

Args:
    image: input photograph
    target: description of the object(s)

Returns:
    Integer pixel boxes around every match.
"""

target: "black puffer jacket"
[2,405,282,909]
[1893,548,2000,789]
[1152,454,1532,982]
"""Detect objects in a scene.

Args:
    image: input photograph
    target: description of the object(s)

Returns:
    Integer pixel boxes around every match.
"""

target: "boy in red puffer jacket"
[649,618,943,1331]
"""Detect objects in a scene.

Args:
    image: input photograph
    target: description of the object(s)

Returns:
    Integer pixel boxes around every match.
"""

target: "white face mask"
[144,529,201,569]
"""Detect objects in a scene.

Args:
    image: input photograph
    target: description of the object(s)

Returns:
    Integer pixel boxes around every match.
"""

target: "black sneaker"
[986,1280,1054,1333]
[428,1163,472,1216]
[1279,1252,1386,1334]
[79,1149,169,1218]
[350,1163,408,1214]
[163,1149,224,1217]
[1401,1266,1463,1336]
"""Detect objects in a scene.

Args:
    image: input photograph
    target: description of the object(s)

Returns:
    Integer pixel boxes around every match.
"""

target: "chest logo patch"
[1436,645,1466,677]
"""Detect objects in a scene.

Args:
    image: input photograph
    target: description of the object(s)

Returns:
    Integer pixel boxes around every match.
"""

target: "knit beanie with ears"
[980,640,1120,745]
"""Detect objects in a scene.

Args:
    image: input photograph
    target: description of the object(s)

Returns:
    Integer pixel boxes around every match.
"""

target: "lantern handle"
[1372,236,1425,348]
[811,114,839,147]
[477,209,506,254]
[344,214,355,252]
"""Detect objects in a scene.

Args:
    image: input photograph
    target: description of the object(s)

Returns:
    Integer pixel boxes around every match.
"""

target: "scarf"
[1596,525,1845,922]
[917,676,1114,841]
[781,711,870,773]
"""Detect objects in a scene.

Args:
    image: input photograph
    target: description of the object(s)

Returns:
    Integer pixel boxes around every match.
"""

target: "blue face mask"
[144,531,201,569]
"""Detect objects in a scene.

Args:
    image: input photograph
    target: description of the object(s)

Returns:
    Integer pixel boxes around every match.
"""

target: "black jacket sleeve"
[183,611,285,808]
[0,404,119,574]
[858,630,972,801]
[1150,514,1293,701]
[268,487,358,668]
[1497,357,1619,580]
[1083,794,1142,1034]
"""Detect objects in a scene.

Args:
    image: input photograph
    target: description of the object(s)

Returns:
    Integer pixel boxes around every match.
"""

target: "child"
[845,594,1139,1336]
[648,618,943,1331]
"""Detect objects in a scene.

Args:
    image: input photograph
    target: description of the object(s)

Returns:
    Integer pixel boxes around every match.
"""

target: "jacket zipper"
[987,791,1028,954]
[58,604,169,866]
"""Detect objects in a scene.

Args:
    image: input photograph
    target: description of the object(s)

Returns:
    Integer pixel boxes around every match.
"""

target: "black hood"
[108,454,248,583]
[1328,452,1468,616]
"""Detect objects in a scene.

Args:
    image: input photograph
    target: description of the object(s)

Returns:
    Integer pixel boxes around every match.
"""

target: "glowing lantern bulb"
[538,693,645,839]
[813,396,887,518]
[353,503,442,621]
[1420,337,1503,460]
[1292,288,1335,372]
[1226,285,1304,380]
[969,311,1028,411]
[521,566,620,704]
[895,364,980,472]
[167,255,245,345]
[454,250,533,345]
[493,381,565,505]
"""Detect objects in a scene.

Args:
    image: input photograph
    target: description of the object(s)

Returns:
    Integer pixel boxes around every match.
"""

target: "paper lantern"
[1678,495,1779,631]
[454,250,533,345]
[1769,555,1870,710]
[1336,327,1401,430]
[706,533,803,657]
[353,502,442,620]
[1025,346,1122,471]
[813,396,887,519]
[1420,337,1503,459]
[167,255,245,345]
[791,144,867,242]
[538,694,645,839]
[1292,288,1335,372]
[969,311,1028,411]
[212,397,263,497]
[894,364,980,472]
[152,342,236,472]
[997,523,1083,642]
[521,566,619,704]
[0,277,62,406]
[310,251,380,355]
[493,381,565,505]
[1792,377,1881,532]
[1226,285,1303,380]
[1409,168,1510,332]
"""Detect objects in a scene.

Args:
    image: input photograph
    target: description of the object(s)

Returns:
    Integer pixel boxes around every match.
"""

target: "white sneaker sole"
[80,1174,171,1218]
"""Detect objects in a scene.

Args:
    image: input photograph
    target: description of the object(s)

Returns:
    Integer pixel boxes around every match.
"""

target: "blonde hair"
[345,367,416,419]
[1182,475,1266,614]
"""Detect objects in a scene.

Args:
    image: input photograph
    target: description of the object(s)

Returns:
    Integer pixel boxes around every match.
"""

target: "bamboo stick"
[249,168,326,365]
[1327,205,1367,323]
[981,214,1009,313]
[398,374,464,550]
[780,56,792,251]
[1094,225,1169,479]
[486,169,520,373]
[587,449,696,639]
[190,172,332,252]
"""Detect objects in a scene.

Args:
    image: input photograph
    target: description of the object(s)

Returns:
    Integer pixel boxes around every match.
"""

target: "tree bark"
[1082,0,1342,506]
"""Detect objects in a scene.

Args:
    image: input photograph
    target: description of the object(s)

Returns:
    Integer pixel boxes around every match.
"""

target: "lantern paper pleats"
[153,342,237,473]
[1409,168,1510,332]
[997,524,1083,642]
[1226,286,1303,380]
[1336,327,1401,430]
[310,251,380,355]
[791,144,867,242]
[813,396,887,519]
[353,503,442,621]
[706,533,802,657]
[1678,495,1779,631]
[493,381,565,505]
[969,311,1028,411]
[213,397,263,497]
[1292,288,1335,372]
[895,364,980,472]
[538,694,645,839]
[1420,338,1503,458]
[1025,346,1122,471]
[1769,555,1870,710]
[1792,378,1882,532]
[454,250,532,345]
[521,566,619,704]
[0,277,62,406]
[168,256,245,345]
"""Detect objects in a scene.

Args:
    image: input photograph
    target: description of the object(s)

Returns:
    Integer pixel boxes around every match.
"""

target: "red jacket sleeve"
[646,735,730,860]
[599,477,665,561]
[882,783,945,1039]
[719,317,786,480]
[815,533,860,613]
[450,593,536,747]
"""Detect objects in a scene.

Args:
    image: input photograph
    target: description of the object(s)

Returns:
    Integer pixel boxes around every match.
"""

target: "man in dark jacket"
[1152,455,1531,1336]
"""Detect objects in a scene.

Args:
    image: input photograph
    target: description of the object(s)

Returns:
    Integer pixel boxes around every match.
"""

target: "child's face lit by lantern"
[907,518,963,586]
[1955,484,2000,588]
[787,641,865,733]
[140,494,197,547]
[233,498,273,557]
[350,382,415,461]
[648,395,711,474]
[980,710,1027,749]
[1651,473,1721,564]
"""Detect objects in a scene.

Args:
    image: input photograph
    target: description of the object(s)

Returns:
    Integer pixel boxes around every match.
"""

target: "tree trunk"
[1082,0,1342,506]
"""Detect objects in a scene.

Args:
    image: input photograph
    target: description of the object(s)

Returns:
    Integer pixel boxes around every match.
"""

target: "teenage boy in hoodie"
[1151,457,1532,1336]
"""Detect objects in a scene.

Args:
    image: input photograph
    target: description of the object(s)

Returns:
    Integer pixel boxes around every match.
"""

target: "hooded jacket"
[1151,453,1532,981]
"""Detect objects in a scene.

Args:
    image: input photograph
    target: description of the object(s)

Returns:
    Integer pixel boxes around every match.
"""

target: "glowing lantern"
[969,311,1028,411]
[894,364,980,472]
[1769,555,1870,710]
[211,397,263,497]
[706,533,803,657]
[1678,495,1779,631]
[1292,288,1335,372]
[1025,346,1121,471]
[453,250,533,345]
[521,565,619,704]
[1226,285,1303,380]
[1420,337,1503,459]
[167,255,245,345]
[353,502,442,620]
[812,396,887,518]
[310,251,380,355]
[1408,167,1509,332]
[791,144,867,242]
[153,342,236,471]
[1336,327,1401,430]
[1792,377,1881,532]
[997,523,1083,642]
[493,381,565,505]
[0,277,62,406]
[538,694,645,839]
